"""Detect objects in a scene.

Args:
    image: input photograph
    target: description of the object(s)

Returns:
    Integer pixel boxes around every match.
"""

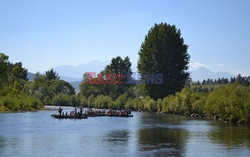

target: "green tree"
[0,53,10,89]
[102,56,132,99]
[24,70,75,105]
[80,56,132,99]
[0,53,42,112]
[45,69,59,80]
[50,80,75,95]
[0,53,28,90]
[11,62,28,82]
[137,23,190,99]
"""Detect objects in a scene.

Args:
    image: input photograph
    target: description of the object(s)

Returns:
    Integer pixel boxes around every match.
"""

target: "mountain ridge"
[28,65,236,89]
[190,67,235,81]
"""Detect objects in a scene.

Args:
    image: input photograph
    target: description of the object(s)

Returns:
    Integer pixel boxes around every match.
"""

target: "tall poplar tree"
[138,23,190,99]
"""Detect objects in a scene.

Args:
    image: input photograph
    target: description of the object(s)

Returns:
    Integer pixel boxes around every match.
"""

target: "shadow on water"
[208,124,250,148]
[137,127,187,156]
[105,130,130,144]
[135,112,188,156]
[0,137,5,149]
[139,112,188,126]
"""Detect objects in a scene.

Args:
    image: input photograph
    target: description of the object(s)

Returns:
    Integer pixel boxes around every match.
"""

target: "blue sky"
[0,0,250,75]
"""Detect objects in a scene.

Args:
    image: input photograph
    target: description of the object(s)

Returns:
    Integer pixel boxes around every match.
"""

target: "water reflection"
[209,125,250,148]
[0,137,5,148]
[137,127,187,156]
[139,112,187,126]
[105,130,130,144]
[136,112,188,156]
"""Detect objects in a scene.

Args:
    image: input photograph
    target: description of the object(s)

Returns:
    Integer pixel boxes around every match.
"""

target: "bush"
[191,95,206,115]
[143,96,157,112]
[205,84,248,122]
[162,94,181,114]
[102,95,113,109]
[80,96,88,107]
[52,94,71,106]
[87,95,95,108]
[125,98,134,110]
[0,92,43,112]
[156,99,162,112]
[114,94,127,109]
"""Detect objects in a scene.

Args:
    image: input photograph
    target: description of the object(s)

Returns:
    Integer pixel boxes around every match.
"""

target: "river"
[0,109,250,156]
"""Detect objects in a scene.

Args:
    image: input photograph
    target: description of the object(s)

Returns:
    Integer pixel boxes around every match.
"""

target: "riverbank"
[0,107,46,113]
[156,111,250,126]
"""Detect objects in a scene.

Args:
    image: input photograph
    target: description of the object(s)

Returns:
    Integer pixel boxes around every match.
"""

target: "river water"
[0,109,250,156]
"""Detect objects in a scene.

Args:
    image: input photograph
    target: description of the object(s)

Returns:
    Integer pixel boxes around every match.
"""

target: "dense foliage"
[0,53,76,111]
[80,56,133,99]
[24,69,75,106]
[137,23,190,99]
[78,83,250,124]
[0,53,43,112]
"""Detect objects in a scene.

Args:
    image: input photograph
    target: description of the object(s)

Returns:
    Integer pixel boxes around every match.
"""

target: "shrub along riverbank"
[0,92,43,112]
[0,53,74,112]
[71,83,250,125]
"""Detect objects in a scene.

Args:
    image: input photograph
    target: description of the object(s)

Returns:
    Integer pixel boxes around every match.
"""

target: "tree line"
[78,83,250,124]
[194,74,250,86]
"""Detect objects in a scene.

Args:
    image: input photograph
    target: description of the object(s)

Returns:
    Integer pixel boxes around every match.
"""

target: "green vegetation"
[0,53,75,112]
[137,23,190,99]
[0,93,42,112]
[77,83,250,124]
[24,69,75,105]
[0,53,43,112]
[80,56,132,99]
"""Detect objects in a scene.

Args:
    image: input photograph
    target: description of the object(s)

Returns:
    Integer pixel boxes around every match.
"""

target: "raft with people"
[51,114,87,119]
[83,113,133,117]
[83,108,133,117]
[51,107,133,119]
[105,114,133,117]
[51,107,87,119]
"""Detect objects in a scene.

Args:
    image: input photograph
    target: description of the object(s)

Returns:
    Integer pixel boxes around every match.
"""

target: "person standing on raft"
[80,107,83,116]
[58,107,63,116]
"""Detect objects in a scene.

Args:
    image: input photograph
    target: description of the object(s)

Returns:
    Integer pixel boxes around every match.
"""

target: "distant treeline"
[193,74,250,86]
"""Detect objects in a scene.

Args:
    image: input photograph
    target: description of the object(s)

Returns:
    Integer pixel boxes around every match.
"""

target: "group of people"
[86,108,131,116]
[58,107,83,117]
[58,107,131,117]
[106,109,131,116]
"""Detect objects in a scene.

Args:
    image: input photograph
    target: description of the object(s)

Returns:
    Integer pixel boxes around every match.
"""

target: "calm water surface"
[1,109,250,156]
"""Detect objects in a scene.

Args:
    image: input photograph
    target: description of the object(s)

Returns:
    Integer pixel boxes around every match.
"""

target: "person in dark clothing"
[58,107,63,116]
[80,107,83,116]
[75,107,77,116]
